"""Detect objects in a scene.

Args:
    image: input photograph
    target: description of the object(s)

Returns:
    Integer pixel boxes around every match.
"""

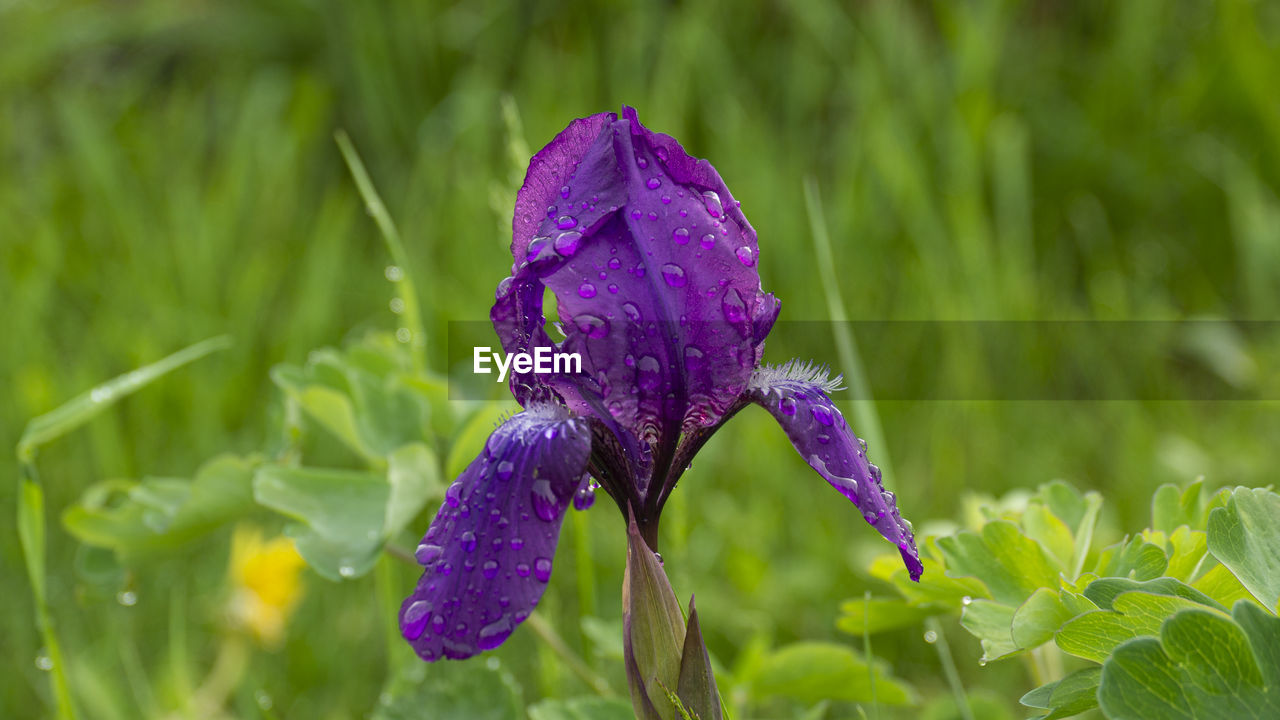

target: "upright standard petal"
[746,362,923,580]
[495,108,775,464]
[400,405,592,660]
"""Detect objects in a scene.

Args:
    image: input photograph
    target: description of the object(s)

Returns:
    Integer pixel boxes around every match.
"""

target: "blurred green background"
[5,0,1280,717]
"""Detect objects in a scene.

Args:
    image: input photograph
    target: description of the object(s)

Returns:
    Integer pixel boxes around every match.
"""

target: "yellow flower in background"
[228,526,306,648]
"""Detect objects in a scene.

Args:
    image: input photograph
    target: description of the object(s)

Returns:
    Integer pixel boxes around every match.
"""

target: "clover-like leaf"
[749,642,916,706]
[1097,602,1280,719]
[63,454,257,559]
[1020,666,1102,720]
[1207,487,1280,612]
[1056,590,1226,663]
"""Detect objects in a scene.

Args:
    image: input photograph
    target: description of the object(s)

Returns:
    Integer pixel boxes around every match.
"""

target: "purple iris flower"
[400,107,921,662]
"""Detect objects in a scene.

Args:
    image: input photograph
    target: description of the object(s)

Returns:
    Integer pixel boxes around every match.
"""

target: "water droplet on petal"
[482,560,500,579]
[778,396,797,416]
[622,302,642,323]
[559,184,571,199]
[460,531,477,553]
[530,479,559,521]
[672,227,690,244]
[735,246,756,267]
[445,482,463,507]
[574,314,609,338]
[516,562,530,577]
[607,283,619,294]
[533,557,553,582]
[646,177,661,190]
[526,236,553,261]
[811,405,835,426]
[509,537,524,551]
[722,288,747,325]
[661,263,687,288]
[573,484,596,510]
[431,614,446,635]
[478,616,514,650]
[702,191,723,217]
[817,434,830,445]
[637,157,648,169]
[403,600,432,640]
[700,233,716,249]
[496,460,514,482]
[684,346,705,373]
[578,282,597,299]
[554,230,583,256]
[415,543,443,564]
[638,356,662,391]
[437,562,453,576]
[556,215,578,230]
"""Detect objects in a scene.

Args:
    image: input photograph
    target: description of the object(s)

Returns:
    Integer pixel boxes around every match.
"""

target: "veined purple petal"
[493,108,775,458]
[746,363,922,580]
[400,406,592,660]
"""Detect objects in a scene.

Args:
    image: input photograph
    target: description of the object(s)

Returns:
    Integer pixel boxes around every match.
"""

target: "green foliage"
[1098,603,1280,719]
[855,480,1280,719]
[746,642,915,706]
[528,697,637,720]
[372,659,524,720]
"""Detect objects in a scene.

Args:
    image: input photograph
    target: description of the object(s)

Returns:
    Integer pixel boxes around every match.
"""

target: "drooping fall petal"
[747,362,923,580]
[400,405,592,660]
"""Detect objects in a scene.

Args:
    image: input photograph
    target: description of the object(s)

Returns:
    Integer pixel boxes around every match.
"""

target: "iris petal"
[399,406,593,660]
[747,365,923,580]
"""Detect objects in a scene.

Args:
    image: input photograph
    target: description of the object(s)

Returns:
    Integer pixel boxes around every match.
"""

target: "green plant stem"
[862,592,879,720]
[925,617,974,720]
[525,612,615,697]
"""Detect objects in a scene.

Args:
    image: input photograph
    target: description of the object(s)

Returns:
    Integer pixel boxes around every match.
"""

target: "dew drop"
[721,288,747,324]
[684,346,705,373]
[578,282,597,299]
[385,265,404,281]
[431,614,446,635]
[646,177,661,190]
[661,263,687,288]
[574,314,609,339]
[510,537,524,551]
[554,230,583,256]
[573,484,596,510]
[445,482,463,507]
[437,562,453,576]
[496,461,514,482]
[530,479,559,521]
[702,191,723,218]
[923,630,938,644]
[811,405,835,426]
[556,215,578,230]
[516,562,530,577]
[637,157,649,169]
[608,257,622,270]
[533,557,553,582]
[622,302,643,323]
[478,616,514,650]
[961,595,973,606]
[339,565,356,578]
[672,227,690,245]
[482,560,500,579]
[559,184,571,199]
[735,246,756,267]
[607,283,619,294]
[817,433,830,445]
[396,328,412,343]
[460,531,477,553]
[415,543,443,564]
[35,652,53,672]
[403,600,432,640]
[778,396,797,416]
[638,356,662,391]
[117,590,137,607]
[526,235,554,262]
[700,232,716,249]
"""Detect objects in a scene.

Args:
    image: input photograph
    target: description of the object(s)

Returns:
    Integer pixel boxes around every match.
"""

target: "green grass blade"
[15,335,231,719]
[334,130,426,373]
[16,335,233,463]
[802,177,895,486]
